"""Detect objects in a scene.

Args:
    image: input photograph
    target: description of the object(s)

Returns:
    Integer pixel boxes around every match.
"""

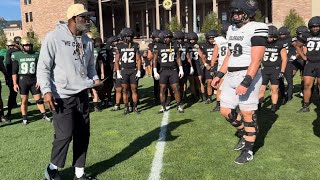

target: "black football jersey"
[154,42,178,68]
[199,42,215,64]
[279,37,296,61]
[115,42,139,69]
[262,41,287,67]
[187,43,201,64]
[174,42,189,66]
[298,32,320,62]
[98,45,116,65]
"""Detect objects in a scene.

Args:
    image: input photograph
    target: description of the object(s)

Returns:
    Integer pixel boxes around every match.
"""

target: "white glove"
[290,55,297,61]
[153,68,160,80]
[136,70,141,79]
[178,66,184,79]
[189,66,194,75]
[117,70,123,79]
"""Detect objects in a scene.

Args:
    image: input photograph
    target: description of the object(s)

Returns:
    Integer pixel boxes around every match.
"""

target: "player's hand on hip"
[236,85,248,96]
[44,92,56,112]
[211,77,220,88]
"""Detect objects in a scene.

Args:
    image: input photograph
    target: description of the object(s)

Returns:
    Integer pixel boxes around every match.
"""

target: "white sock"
[75,167,84,178]
[49,163,58,170]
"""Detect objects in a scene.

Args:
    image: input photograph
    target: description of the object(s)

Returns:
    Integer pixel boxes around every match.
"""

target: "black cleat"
[111,105,120,111]
[297,106,310,113]
[94,106,102,112]
[177,106,184,113]
[73,174,96,180]
[1,116,11,123]
[205,99,212,104]
[158,107,166,114]
[123,109,130,115]
[234,137,245,151]
[133,108,140,114]
[234,149,254,165]
[45,165,61,180]
[211,105,220,112]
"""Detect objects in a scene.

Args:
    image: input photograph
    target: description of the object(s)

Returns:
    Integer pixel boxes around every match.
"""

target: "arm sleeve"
[87,42,99,81]
[36,32,56,95]
[12,60,18,75]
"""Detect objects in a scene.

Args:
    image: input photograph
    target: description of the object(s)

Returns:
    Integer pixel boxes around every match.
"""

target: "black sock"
[93,102,99,107]
[217,101,220,106]
[22,115,27,120]
[238,128,245,137]
[244,140,254,151]
[176,102,180,106]
[161,102,166,109]
[303,102,310,108]
[125,103,129,110]
[133,103,138,109]
[208,96,212,101]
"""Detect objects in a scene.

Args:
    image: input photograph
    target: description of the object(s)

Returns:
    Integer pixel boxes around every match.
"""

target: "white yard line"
[148,111,170,180]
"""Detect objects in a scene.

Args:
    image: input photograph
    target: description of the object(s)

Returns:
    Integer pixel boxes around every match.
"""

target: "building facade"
[3,24,23,41]
[20,0,320,41]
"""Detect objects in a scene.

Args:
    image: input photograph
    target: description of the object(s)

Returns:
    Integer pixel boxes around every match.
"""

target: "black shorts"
[18,75,41,95]
[204,65,217,80]
[193,62,204,77]
[291,59,305,71]
[159,69,179,85]
[262,66,280,85]
[303,61,320,78]
[145,59,151,66]
[182,64,190,78]
[115,78,122,88]
[121,68,138,85]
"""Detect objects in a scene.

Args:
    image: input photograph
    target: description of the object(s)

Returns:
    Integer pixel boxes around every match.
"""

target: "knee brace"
[243,113,259,136]
[226,109,242,127]
[36,98,44,105]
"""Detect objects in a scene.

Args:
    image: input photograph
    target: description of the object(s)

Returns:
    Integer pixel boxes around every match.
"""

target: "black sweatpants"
[50,90,90,168]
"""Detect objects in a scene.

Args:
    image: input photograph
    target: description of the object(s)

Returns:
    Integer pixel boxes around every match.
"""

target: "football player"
[173,31,194,102]
[114,28,141,114]
[211,23,230,112]
[258,25,287,113]
[148,29,162,103]
[188,32,206,102]
[198,30,219,104]
[296,16,320,112]
[153,30,184,113]
[278,27,299,103]
[11,38,51,125]
[212,0,268,164]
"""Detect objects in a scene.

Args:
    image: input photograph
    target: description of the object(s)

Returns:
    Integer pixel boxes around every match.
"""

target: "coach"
[37,4,100,180]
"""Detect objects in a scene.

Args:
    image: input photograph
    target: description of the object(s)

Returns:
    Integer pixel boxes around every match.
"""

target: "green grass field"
[1,75,320,180]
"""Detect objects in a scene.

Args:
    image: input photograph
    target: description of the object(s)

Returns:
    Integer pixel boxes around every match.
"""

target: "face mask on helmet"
[230,9,249,27]
[22,44,32,53]
[308,16,320,36]
[164,36,172,44]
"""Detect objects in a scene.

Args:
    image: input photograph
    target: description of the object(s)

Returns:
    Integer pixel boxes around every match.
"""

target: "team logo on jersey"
[246,0,257,7]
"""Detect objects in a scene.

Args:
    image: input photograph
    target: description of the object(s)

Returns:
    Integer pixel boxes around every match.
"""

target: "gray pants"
[50,90,90,168]
[220,70,262,111]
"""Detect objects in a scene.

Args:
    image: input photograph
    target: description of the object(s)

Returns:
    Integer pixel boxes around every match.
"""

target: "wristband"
[240,75,253,88]
[204,63,208,67]
[179,66,183,71]
[216,71,225,78]
[153,68,158,73]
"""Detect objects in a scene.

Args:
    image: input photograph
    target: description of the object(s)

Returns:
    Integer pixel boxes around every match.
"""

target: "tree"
[27,28,41,52]
[255,10,265,22]
[166,16,182,32]
[90,26,100,39]
[283,9,305,36]
[201,11,222,34]
[0,29,7,49]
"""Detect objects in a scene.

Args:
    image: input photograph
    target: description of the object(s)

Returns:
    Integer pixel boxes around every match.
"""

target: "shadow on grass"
[253,109,279,154]
[61,119,193,179]
[0,109,50,128]
[312,107,320,137]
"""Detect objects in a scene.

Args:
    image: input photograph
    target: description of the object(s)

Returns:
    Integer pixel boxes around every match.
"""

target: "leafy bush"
[255,10,265,22]
[0,29,7,49]
[201,11,222,34]
[283,9,305,36]
[90,26,100,39]
[27,28,41,52]
[166,16,182,32]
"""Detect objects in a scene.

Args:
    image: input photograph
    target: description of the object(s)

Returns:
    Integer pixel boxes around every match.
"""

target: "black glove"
[277,72,284,80]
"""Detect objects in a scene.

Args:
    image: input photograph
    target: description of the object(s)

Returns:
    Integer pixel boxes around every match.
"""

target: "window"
[28,0,31,4]
[24,0,27,5]
[25,13,29,22]
[29,12,33,22]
